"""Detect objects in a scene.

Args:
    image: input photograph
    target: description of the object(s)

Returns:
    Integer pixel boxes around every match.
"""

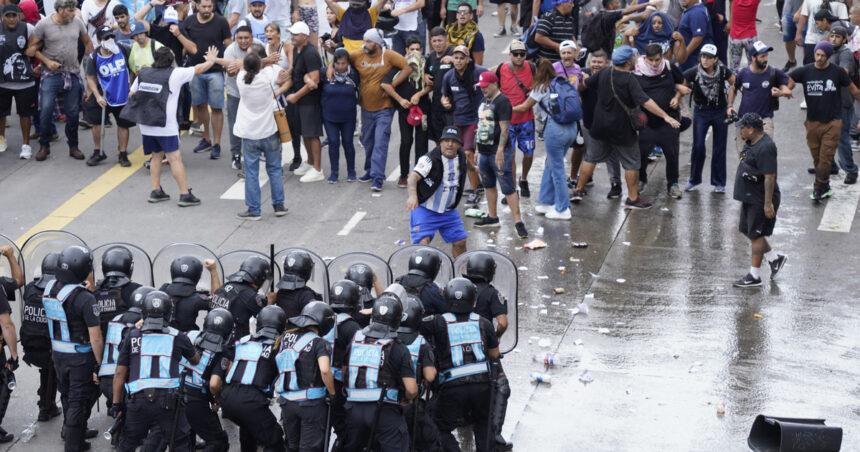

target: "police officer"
[422,277,499,452]
[398,294,439,451]
[43,245,105,452]
[343,293,418,451]
[0,245,23,443]
[161,256,221,332]
[93,245,141,336]
[395,248,447,315]
[276,301,337,451]
[275,251,321,319]
[210,255,273,339]
[110,290,199,452]
[19,253,61,423]
[323,280,363,449]
[344,263,381,327]
[462,253,513,451]
[181,308,235,452]
[220,305,286,452]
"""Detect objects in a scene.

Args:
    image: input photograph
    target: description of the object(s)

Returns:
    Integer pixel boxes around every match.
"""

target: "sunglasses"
[456,10,471,15]
[511,51,526,57]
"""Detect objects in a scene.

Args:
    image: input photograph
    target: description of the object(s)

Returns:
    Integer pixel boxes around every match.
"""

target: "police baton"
[169,367,189,451]
[409,380,421,452]
[486,360,497,450]
[269,244,275,292]
[363,384,389,452]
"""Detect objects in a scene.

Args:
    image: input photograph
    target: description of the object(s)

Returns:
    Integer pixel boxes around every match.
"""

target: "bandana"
[634,11,674,55]
[633,55,668,77]
[405,51,425,90]
[101,38,120,55]
[446,20,479,49]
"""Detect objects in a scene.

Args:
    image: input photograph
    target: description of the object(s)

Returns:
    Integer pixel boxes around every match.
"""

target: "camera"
[724,111,739,125]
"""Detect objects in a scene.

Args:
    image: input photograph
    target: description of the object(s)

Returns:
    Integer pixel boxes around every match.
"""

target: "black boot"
[86,149,106,166]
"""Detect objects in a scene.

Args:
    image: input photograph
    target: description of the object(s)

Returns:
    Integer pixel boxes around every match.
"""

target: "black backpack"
[580,11,608,53]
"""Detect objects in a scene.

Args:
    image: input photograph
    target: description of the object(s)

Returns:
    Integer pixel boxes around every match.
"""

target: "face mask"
[102,38,120,55]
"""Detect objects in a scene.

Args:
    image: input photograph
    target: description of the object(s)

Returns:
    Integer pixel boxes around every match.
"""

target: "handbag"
[271,83,291,143]
[610,67,647,131]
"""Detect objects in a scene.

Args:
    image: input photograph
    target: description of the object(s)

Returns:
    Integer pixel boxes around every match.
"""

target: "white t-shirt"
[529,85,550,119]
[266,0,291,22]
[801,0,848,44]
[130,67,195,137]
[265,43,290,71]
[234,66,279,139]
[80,0,119,43]
[393,0,419,31]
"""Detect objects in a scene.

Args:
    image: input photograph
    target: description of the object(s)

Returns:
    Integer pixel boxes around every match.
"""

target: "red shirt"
[730,0,761,40]
[498,62,535,124]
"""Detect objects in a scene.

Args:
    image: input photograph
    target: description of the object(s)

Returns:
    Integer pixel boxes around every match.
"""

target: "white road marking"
[817,180,860,232]
[220,143,300,200]
[387,166,401,182]
[337,211,367,236]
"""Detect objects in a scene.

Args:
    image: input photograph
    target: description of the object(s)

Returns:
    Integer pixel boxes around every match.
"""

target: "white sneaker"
[0,136,7,153]
[545,208,572,220]
[300,168,325,182]
[294,162,312,176]
[19,144,32,159]
[534,204,552,214]
[800,100,807,109]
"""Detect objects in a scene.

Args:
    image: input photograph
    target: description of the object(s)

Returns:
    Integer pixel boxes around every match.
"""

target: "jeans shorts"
[509,120,536,154]
[410,206,468,244]
[190,71,226,109]
[478,147,516,195]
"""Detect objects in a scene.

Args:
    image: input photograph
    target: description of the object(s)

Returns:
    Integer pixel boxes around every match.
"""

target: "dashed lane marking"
[337,211,367,236]
[817,180,860,232]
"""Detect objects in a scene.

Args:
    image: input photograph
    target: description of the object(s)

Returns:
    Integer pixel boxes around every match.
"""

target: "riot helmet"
[129,285,156,313]
[397,294,424,334]
[464,252,496,284]
[255,305,287,341]
[276,251,314,290]
[35,252,60,289]
[407,249,441,280]
[362,292,403,339]
[199,308,235,352]
[141,290,173,331]
[170,256,203,286]
[443,277,477,314]
[289,301,336,336]
[101,245,134,281]
[227,255,270,288]
[345,263,374,290]
[56,245,93,284]
[329,279,361,313]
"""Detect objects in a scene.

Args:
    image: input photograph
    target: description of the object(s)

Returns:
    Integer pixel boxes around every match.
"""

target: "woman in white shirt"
[264,22,304,171]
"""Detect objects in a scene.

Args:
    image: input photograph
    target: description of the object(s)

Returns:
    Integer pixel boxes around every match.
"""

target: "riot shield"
[152,243,224,293]
[388,245,454,287]
[20,230,87,283]
[453,250,518,354]
[0,233,25,325]
[218,250,281,295]
[273,247,330,303]
[327,252,392,298]
[92,242,154,287]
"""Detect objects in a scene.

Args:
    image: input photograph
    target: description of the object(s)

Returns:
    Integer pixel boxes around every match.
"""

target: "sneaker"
[732,273,762,288]
[494,27,507,37]
[607,183,622,199]
[810,188,822,202]
[831,166,840,175]
[515,221,528,238]
[327,175,338,184]
[465,190,481,206]
[19,144,32,159]
[821,187,834,199]
[545,208,572,220]
[684,181,699,192]
[358,172,372,182]
[192,138,212,153]
[474,216,500,228]
[148,187,170,203]
[0,136,6,153]
[501,196,508,205]
[534,204,552,214]
[231,155,242,170]
[570,189,586,202]
[86,149,106,166]
[289,159,302,171]
[713,185,726,194]
[118,151,131,167]
[519,179,530,198]
[510,24,520,35]
[781,60,797,72]
[300,168,326,182]
[178,190,201,207]
[0,428,12,443]
[845,171,858,184]
[346,175,357,182]
[274,204,288,216]
[144,159,151,169]
[768,254,787,279]
[585,177,595,186]
[624,197,653,210]
[78,119,92,129]
[35,146,50,161]
[69,147,85,160]
[209,144,221,159]
[567,177,575,189]
[397,176,408,188]
[668,183,683,199]
[370,181,383,191]
[800,100,807,109]
[50,133,59,142]
[237,210,261,220]
[647,149,659,161]
[295,162,313,176]
[807,167,816,174]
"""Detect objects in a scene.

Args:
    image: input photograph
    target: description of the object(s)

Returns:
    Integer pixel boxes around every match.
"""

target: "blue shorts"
[782,14,806,43]
[509,120,536,155]
[190,71,225,109]
[410,206,468,244]
[478,148,516,195]
[142,135,180,155]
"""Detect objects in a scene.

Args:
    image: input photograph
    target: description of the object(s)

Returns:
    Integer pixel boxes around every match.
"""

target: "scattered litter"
[572,242,588,248]
[502,207,511,214]
[584,293,594,299]
[395,239,406,245]
[574,339,583,346]
[553,288,565,295]
[529,305,540,309]
[622,241,631,246]
[371,193,382,198]
[523,239,548,249]
[598,328,610,334]
[569,257,581,262]
[486,239,494,244]
[387,226,396,230]
[673,354,680,359]
[588,272,600,279]
[533,352,558,366]
[539,309,548,315]
[486,244,496,248]
[513,348,521,353]
[716,402,726,416]
[753,313,763,319]
[537,275,549,280]
[529,372,551,384]
[660,207,670,212]
[563,233,570,237]
[536,226,544,236]
[517,302,524,306]
[541,295,551,299]
[517,266,529,271]
[625,387,633,395]
[551,301,560,306]
[529,336,540,341]
[538,338,552,348]
[616,278,626,283]
[464,208,484,218]
[578,370,594,384]
[615,321,625,326]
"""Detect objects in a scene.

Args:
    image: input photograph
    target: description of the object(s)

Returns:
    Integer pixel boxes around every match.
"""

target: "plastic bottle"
[20,423,37,443]
[549,93,560,115]
[529,372,551,384]
[464,208,485,218]
[5,371,15,391]
[532,352,558,367]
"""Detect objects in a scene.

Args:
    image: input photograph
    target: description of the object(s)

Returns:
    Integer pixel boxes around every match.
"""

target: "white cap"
[163,6,179,24]
[700,43,718,57]
[289,21,310,36]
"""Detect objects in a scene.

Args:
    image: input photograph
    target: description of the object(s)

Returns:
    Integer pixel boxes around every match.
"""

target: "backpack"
[580,12,608,53]
[495,61,535,96]
[767,66,780,112]
[539,76,583,124]
[520,16,541,58]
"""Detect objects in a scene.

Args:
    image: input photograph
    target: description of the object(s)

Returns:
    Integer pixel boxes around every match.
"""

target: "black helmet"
[363,293,403,339]
[227,256,270,288]
[407,249,441,280]
[375,13,398,32]
[142,290,173,331]
[199,308,235,352]
[397,294,424,334]
[329,279,361,313]
[56,245,94,284]
[256,305,286,341]
[129,285,156,313]
[170,256,203,286]
[345,264,374,290]
[289,301,336,336]
[276,251,314,290]
[101,246,134,282]
[443,277,477,314]
[464,252,496,284]
[35,252,60,289]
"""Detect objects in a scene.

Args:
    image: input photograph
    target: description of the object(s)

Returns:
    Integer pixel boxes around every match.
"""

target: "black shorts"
[295,102,323,137]
[490,0,517,4]
[738,202,777,239]
[429,105,453,143]
[83,95,136,128]
[0,84,38,117]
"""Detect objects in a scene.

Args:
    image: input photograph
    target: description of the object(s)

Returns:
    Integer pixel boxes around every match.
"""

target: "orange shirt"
[349,49,408,111]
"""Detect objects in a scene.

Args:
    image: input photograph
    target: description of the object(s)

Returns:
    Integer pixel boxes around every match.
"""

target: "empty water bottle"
[533,352,558,367]
[529,372,551,384]
[549,93,560,115]
[5,371,15,391]
[20,423,37,443]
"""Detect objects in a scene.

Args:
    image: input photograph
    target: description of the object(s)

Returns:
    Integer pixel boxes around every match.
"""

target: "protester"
[219,25,263,171]
[443,0,484,26]
[324,0,386,53]
[390,0,426,53]
[322,48,360,182]
[0,4,37,159]
[425,26,454,145]
[445,2,485,64]
[287,21,326,183]
[727,0,761,71]
[491,0,518,37]
[534,0,576,62]
[796,0,847,65]
[244,0,271,42]
[826,25,859,184]
[127,20,163,76]
[497,40,535,198]
[677,0,714,70]
[632,11,685,59]
[781,0,804,71]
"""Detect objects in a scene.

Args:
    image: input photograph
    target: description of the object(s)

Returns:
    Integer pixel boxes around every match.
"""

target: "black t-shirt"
[426,47,454,105]
[116,328,197,366]
[584,9,624,56]
[586,67,651,146]
[635,64,683,129]
[292,44,322,106]
[733,133,781,207]
[0,289,11,316]
[210,345,236,380]
[150,22,184,66]
[476,93,512,154]
[789,63,852,123]
[683,65,733,110]
[581,68,598,129]
[383,68,432,113]
[0,276,16,303]
[474,284,508,321]
[180,14,231,71]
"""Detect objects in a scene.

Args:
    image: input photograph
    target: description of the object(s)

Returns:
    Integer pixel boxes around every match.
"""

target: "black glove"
[325,393,334,406]
[109,402,126,419]
[6,358,18,371]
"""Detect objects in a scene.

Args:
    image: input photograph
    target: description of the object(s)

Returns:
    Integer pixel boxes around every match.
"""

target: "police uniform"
[323,313,361,445]
[19,278,60,419]
[114,325,197,451]
[161,282,211,332]
[210,281,265,339]
[180,330,233,452]
[275,287,320,320]
[399,331,438,451]
[473,282,508,323]
[276,328,332,451]
[42,279,102,452]
[397,274,447,315]
[98,309,142,407]
[93,279,140,337]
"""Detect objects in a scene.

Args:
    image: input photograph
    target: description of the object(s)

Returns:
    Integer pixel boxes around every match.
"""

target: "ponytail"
[243,53,262,85]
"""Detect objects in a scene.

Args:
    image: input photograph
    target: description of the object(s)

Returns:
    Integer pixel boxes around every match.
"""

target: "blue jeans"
[324,117,357,179]
[391,18,426,55]
[360,108,394,185]
[39,74,80,147]
[540,120,577,212]
[242,133,285,214]
[190,72,226,109]
[837,106,858,173]
[226,95,241,158]
[690,107,728,187]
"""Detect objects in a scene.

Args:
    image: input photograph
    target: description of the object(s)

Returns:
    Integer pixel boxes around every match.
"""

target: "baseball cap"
[452,45,469,56]
[611,45,638,65]
[129,20,147,36]
[2,4,21,15]
[748,41,773,56]
[475,71,498,88]
[250,0,265,4]
[440,126,462,143]
[700,44,718,57]
[559,40,577,51]
[163,6,179,24]
[289,21,310,35]
[96,24,115,41]
[407,105,424,127]
[509,41,526,53]
[830,24,848,38]
[349,0,366,5]
[739,112,763,129]
[166,0,188,5]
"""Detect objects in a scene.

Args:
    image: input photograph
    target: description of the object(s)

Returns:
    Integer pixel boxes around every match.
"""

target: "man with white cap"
[286,21,326,183]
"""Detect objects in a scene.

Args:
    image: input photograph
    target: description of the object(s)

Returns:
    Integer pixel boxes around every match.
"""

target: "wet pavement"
[1,4,860,451]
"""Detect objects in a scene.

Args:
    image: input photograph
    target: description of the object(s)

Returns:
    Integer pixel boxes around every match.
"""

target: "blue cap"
[611,45,638,65]
[129,20,147,35]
